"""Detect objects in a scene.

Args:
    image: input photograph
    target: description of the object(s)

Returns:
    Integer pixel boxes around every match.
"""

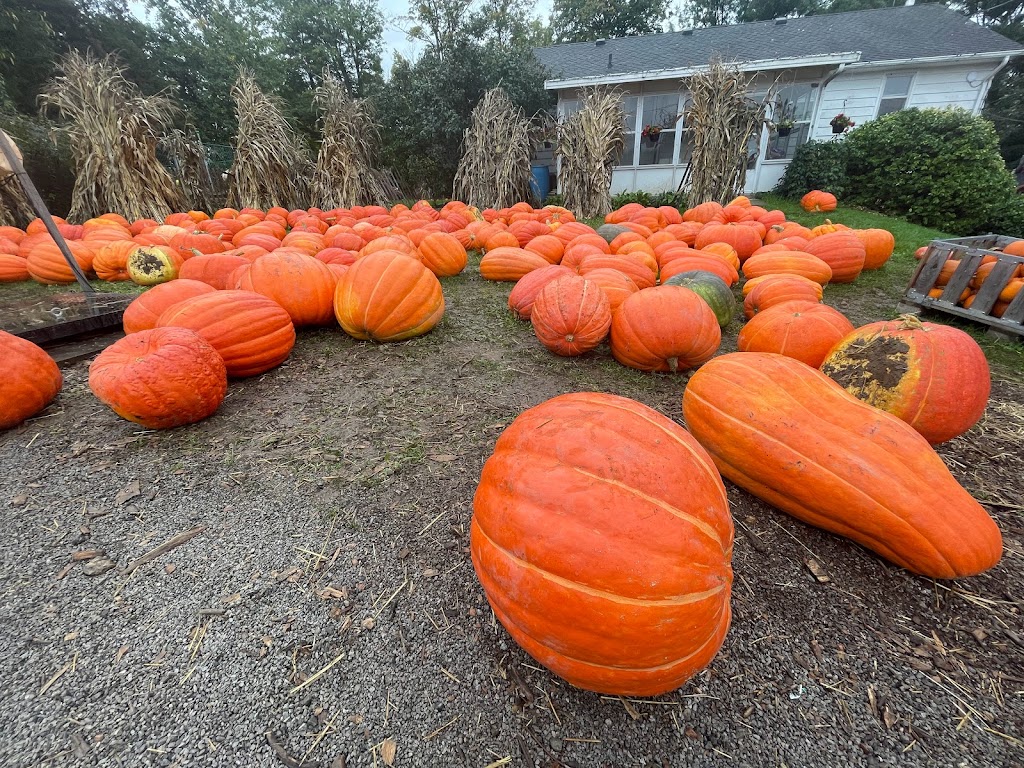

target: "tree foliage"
[550,0,672,42]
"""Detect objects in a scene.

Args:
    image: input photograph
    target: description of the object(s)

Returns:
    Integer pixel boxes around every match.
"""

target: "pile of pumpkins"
[480,194,895,371]
[913,240,1024,317]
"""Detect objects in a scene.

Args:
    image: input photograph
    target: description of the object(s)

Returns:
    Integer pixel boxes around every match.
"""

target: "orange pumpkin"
[507,265,576,320]
[610,286,721,372]
[417,232,468,277]
[122,280,218,334]
[0,254,30,282]
[237,252,337,326]
[683,201,723,223]
[854,228,896,270]
[0,331,62,429]
[334,251,444,342]
[176,253,249,289]
[471,392,733,696]
[800,190,837,212]
[580,268,640,313]
[479,247,550,282]
[803,232,866,283]
[26,240,95,284]
[156,291,296,377]
[524,234,564,264]
[89,327,227,429]
[578,253,656,290]
[694,223,762,261]
[93,241,139,281]
[682,353,1002,578]
[741,251,833,285]
[737,300,854,367]
[530,276,611,356]
[820,316,990,444]
[1002,239,1024,257]
[743,275,824,319]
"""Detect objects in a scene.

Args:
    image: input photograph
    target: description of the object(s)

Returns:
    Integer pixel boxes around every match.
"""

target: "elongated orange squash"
[682,353,1002,578]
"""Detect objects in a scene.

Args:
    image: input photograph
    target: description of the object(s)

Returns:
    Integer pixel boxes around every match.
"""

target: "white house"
[534,5,1024,195]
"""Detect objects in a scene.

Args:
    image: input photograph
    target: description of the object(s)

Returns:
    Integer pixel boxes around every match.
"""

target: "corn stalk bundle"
[679,58,773,207]
[453,88,533,209]
[39,51,186,222]
[311,71,398,208]
[557,88,624,219]
[227,69,311,210]
[160,127,216,212]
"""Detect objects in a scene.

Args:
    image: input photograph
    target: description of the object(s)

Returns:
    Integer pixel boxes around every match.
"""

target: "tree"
[550,0,672,42]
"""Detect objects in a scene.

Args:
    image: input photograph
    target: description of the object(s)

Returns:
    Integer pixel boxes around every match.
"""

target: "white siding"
[908,65,985,110]
[812,71,883,140]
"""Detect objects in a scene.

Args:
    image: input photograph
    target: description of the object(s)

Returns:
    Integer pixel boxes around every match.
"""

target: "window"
[766,83,815,161]
[877,74,913,117]
[618,96,639,166]
[560,99,581,120]
[638,93,680,166]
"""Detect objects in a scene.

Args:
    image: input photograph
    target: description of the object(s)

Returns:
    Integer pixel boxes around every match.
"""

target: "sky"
[130,0,555,78]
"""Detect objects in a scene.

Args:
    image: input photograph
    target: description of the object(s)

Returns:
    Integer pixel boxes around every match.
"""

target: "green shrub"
[774,140,850,199]
[542,192,564,207]
[609,190,684,211]
[0,110,75,216]
[843,108,1018,235]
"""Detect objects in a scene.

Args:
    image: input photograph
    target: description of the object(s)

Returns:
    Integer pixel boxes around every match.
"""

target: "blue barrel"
[530,164,551,203]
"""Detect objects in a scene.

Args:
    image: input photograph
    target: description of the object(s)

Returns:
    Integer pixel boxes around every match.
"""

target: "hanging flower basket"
[830,113,855,134]
[641,125,661,145]
[777,125,793,138]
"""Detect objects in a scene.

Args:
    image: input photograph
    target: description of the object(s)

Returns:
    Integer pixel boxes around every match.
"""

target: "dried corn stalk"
[453,88,533,208]
[160,127,215,212]
[680,58,773,207]
[311,71,398,208]
[227,69,311,210]
[557,88,624,219]
[0,132,34,226]
[39,51,186,221]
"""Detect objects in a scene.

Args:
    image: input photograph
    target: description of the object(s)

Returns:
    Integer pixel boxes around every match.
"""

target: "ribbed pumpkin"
[0,331,62,429]
[800,190,837,212]
[523,234,564,264]
[156,291,295,377]
[26,240,95,284]
[659,254,739,287]
[855,229,896,270]
[0,254,29,282]
[803,232,865,283]
[694,223,762,260]
[738,300,854,367]
[682,353,1002,578]
[663,270,736,327]
[507,265,576,320]
[820,316,990,444]
[741,251,832,285]
[471,391,733,696]
[122,280,218,334]
[178,253,251,290]
[610,286,721,372]
[93,240,138,281]
[743,275,823,319]
[530,276,611,356]
[578,253,656,290]
[334,251,444,341]
[683,201,723,223]
[237,251,337,326]
[418,232,468,277]
[579,268,640,313]
[127,245,185,285]
[480,247,550,282]
[89,327,227,429]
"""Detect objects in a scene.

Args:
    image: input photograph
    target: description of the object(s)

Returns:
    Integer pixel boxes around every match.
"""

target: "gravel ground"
[1,269,1022,768]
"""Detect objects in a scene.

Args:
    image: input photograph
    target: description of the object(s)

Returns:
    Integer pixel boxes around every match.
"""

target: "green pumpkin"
[663,270,736,327]
[596,223,632,244]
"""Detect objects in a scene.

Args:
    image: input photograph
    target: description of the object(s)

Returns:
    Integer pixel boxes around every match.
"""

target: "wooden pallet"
[898,235,1024,340]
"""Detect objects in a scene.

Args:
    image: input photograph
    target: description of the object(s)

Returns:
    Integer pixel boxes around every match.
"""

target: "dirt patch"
[0,268,1021,767]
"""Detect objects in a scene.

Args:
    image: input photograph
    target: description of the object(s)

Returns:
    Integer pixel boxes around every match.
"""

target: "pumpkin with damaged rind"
[507,264,576,320]
[156,291,295,377]
[471,391,733,696]
[682,352,1002,578]
[530,276,611,356]
[819,316,990,445]
[89,327,227,429]
[0,330,62,429]
[334,251,444,341]
[127,245,185,285]
[610,286,721,372]
[122,279,218,334]
[737,301,854,368]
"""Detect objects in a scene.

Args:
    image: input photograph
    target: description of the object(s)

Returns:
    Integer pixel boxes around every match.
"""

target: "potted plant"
[776,117,796,138]
[641,124,662,145]
[830,113,855,134]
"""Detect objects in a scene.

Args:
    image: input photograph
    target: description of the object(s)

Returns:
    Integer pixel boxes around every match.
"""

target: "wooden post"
[0,130,95,293]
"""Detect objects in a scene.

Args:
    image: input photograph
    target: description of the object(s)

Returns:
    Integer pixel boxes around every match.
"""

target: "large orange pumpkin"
[507,265,576,320]
[26,240,95,284]
[122,280,218,334]
[737,300,854,367]
[530,276,611,356]
[156,291,295,377]
[694,223,762,261]
[800,190,837,212]
[803,232,866,283]
[237,251,337,326]
[0,254,29,282]
[480,247,551,281]
[89,327,227,429]
[0,331,62,429]
[523,234,564,264]
[579,267,640,313]
[742,275,823,319]
[93,241,138,281]
[741,251,832,285]
[855,229,896,270]
[334,251,444,342]
[610,286,721,372]
[178,253,251,290]
[820,316,990,444]
[578,253,656,289]
[682,353,1002,578]
[417,232,468,277]
[471,392,733,695]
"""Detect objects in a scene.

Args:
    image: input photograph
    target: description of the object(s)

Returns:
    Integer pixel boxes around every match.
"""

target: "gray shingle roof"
[535,5,1024,83]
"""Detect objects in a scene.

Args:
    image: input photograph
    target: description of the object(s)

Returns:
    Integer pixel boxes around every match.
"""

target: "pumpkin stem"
[897,313,924,330]
[667,356,679,373]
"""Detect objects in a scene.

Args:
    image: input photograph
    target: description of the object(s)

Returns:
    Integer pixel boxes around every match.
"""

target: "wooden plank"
[1002,286,1024,324]
[911,247,951,293]
[940,251,982,304]
[907,297,1024,337]
[971,260,1018,315]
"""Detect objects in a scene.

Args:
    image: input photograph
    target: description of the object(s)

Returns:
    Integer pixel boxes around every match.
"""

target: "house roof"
[535,5,1024,86]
